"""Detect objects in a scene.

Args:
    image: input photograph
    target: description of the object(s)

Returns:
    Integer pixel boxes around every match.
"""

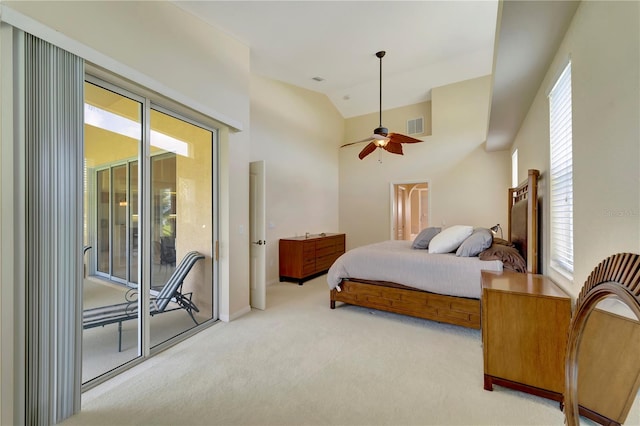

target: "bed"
[328,169,540,329]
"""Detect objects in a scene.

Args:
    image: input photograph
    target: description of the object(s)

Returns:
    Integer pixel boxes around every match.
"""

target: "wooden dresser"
[279,233,345,284]
[481,270,572,404]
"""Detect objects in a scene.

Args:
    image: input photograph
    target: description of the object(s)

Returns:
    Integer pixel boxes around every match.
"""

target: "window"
[548,62,574,277]
[511,149,518,188]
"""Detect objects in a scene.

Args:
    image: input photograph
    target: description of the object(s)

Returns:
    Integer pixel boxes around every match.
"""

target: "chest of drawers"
[279,233,345,284]
[481,270,571,403]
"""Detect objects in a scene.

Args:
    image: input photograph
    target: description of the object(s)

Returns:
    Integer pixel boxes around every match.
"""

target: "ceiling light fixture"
[339,51,423,160]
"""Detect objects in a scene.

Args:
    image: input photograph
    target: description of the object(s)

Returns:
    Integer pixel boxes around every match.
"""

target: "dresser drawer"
[302,253,315,265]
[315,238,335,250]
[316,244,336,258]
[302,241,315,255]
[302,260,316,275]
[316,253,339,271]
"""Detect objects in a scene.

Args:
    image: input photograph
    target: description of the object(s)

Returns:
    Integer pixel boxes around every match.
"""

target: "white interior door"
[249,161,266,310]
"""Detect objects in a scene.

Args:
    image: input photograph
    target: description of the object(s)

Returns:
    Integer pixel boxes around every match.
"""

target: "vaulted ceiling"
[173,0,579,151]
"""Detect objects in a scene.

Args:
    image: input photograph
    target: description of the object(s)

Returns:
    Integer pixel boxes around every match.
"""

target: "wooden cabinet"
[279,233,345,284]
[481,270,571,403]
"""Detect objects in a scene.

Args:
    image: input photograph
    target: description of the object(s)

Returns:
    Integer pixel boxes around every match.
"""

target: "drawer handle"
[252,240,266,245]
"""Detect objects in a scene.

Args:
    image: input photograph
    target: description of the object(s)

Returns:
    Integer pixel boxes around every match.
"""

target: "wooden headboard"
[507,169,540,274]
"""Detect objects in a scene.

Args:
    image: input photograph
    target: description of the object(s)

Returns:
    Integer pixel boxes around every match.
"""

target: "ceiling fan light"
[373,136,390,147]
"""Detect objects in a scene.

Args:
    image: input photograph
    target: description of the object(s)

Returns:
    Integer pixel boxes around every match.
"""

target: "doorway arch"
[390,181,430,240]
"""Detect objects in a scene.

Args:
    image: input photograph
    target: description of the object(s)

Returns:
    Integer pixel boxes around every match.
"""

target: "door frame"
[389,179,430,240]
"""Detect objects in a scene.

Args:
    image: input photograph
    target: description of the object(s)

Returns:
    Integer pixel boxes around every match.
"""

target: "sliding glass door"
[83,81,142,381]
[95,162,139,285]
[148,108,215,348]
[83,78,217,384]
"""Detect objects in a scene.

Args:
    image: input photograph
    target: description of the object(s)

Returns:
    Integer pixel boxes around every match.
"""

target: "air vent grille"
[407,117,424,135]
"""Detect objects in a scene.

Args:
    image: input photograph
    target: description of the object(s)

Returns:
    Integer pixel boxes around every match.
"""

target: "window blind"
[23,31,84,424]
[511,149,518,188]
[549,62,574,275]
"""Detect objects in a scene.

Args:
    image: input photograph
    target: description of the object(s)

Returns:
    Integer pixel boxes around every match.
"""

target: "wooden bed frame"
[330,169,540,329]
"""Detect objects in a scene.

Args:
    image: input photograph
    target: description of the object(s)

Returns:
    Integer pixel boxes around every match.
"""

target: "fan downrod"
[376,51,386,129]
[345,49,424,160]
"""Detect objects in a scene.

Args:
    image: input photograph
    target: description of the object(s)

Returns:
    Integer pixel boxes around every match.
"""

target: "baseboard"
[219,304,251,322]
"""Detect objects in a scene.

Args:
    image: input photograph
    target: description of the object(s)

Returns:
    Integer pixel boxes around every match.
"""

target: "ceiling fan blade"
[340,136,374,148]
[388,133,423,144]
[358,142,378,160]
[383,142,403,155]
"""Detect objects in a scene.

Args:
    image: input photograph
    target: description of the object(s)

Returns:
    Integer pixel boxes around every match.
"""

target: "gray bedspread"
[326,240,502,299]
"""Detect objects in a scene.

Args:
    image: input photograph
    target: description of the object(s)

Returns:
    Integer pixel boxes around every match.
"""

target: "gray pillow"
[411,227,441,249]
[456,228,493,257]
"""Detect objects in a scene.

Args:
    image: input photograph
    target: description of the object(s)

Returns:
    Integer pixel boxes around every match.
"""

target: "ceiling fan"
[342,51,423,160]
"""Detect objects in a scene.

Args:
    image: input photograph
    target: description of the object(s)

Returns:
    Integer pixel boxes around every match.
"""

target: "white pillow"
[428,225,474,254]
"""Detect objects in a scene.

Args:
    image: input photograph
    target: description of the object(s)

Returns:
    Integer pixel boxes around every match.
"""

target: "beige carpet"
[82,277,208,382]
[66,276,577,425]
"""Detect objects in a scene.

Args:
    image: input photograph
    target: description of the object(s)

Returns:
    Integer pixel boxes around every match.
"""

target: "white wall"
[511,0,640,296]
[1,0,252,319]
[340,76,510,250]
[250,75,343,287]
